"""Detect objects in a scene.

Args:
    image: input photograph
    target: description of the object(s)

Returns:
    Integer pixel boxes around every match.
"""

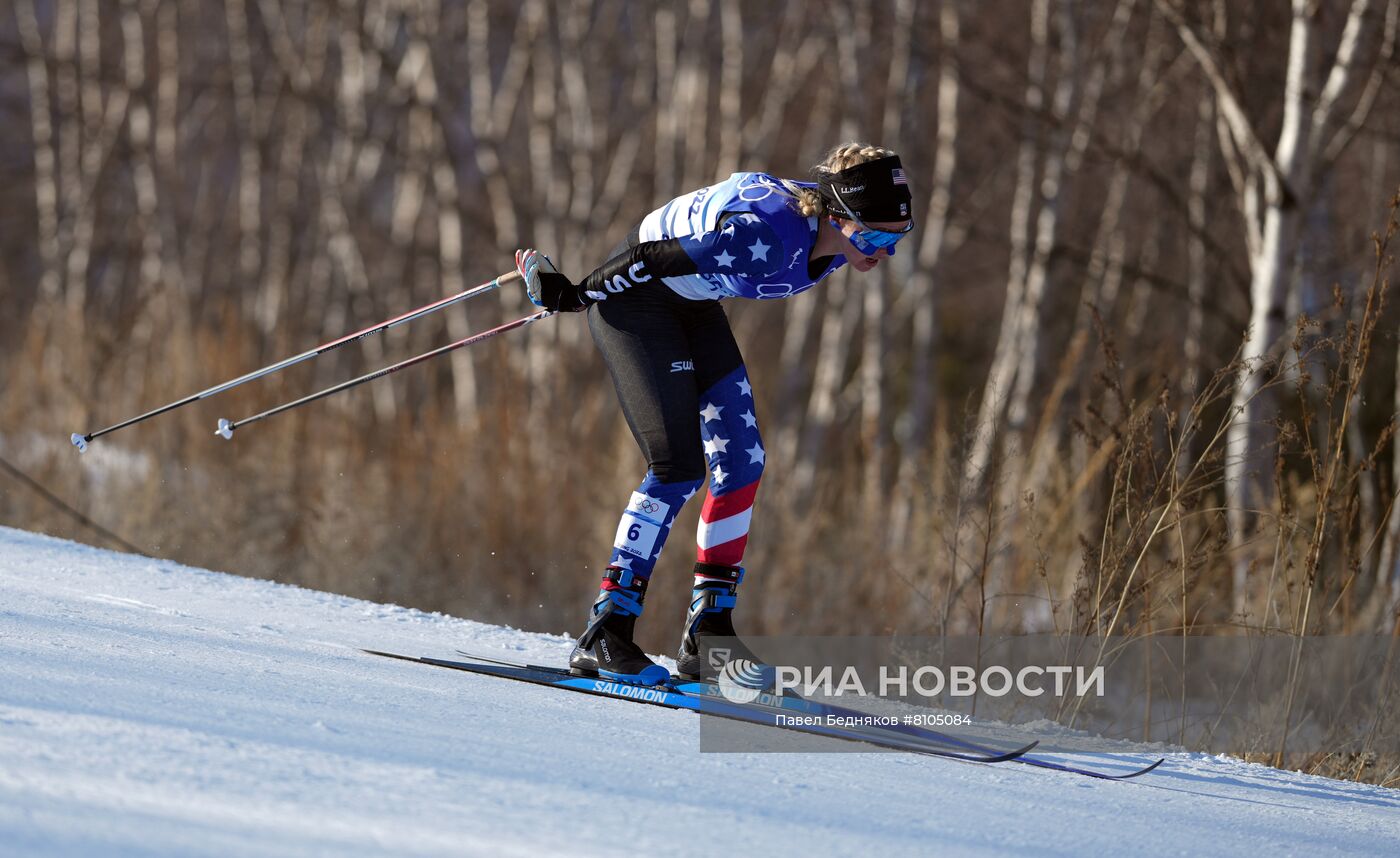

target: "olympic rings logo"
[754,282,800,299]
[637,499,661,514]
[736,175,780,203]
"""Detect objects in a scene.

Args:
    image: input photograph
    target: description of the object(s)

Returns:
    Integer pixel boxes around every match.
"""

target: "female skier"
[516,143,914,686]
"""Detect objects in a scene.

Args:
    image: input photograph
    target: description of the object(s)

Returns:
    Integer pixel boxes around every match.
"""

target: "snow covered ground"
[1,525,1397,857]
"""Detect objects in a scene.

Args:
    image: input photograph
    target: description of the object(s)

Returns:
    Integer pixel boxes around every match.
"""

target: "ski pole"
[70,271,522,452]
[215,309,554,440]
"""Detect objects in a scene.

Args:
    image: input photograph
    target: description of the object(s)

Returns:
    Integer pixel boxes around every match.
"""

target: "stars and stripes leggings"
[586,233,764,584]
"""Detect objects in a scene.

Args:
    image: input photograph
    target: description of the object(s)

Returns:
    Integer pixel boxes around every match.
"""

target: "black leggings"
[587,230,762,579]
[588,272,745,484]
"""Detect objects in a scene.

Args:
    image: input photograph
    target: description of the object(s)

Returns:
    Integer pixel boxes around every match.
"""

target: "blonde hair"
[790,142,899,218]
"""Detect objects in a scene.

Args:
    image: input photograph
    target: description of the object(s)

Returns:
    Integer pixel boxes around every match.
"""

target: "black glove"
[515,249,590,312]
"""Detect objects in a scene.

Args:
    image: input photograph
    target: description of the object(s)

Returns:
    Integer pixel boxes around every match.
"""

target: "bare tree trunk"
[1056,127,1146,626]
[69,0,131,329]
[1178,88,1214,479]
[591,52,656,232]
[1122,219,1159,341]
[856,0,916,512]
[153,0,182,289]
[1007,0,1135,478]
[676,0,712,191]
[465,0,534,258]
[782,0,870,506]
[121,0,182,397]
[225,0,262,318]
[741,2,823,164]
[16,0,61,320]
[771,37,835,462]
[653,5,678,196]
[1385,313,1400,611]
[1033,6,1173,496]
[524,7,563,433]
[454,1,538,421]
[431,94,477,421]
[774,290,819,429]
[16,0,126,420]
[1002,0,1078,462]
[559,0,598,267]
[860,268,888,507]
[769,20,838,479]
[318,160,394,421]
[715,0,744,177]
[1160,0,1395,613]
[314,0,372,352]
[960,0,1050,499]
[1365,139,1400,610]
[891,0,960,548]
[959,0,1140,603]
[251,0,324,341]
[51,0,79,326]
[792,274,862,503]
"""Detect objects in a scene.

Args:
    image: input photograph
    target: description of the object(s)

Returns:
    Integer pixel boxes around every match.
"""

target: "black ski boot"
[569,566,670,686]
[676,562,772,686]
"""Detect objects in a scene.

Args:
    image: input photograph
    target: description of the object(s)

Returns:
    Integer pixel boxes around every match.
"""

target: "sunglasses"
[830,184,914,255]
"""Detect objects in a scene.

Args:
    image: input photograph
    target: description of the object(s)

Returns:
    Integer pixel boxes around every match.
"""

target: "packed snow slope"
[1,526,1398,857]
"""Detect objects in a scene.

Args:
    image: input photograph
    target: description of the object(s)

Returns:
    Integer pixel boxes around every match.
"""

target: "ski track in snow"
[0,525,1397,857]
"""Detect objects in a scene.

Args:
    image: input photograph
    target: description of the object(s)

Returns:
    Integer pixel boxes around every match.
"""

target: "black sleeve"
[578,212,785,300]
[579,239,699,301]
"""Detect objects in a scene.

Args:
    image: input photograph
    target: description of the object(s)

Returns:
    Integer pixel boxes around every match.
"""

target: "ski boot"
[569,566,670,686]
[676,562,773,688]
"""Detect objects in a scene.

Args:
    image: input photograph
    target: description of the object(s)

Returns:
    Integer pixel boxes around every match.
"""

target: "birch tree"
[1157,0,1399,612]
[955,0,1138,604]
[889,0,962,548]
[963,0,1136,500]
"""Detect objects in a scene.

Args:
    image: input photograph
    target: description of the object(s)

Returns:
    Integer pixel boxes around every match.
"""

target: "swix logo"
[671,360,695,373]
[604,261,653,294]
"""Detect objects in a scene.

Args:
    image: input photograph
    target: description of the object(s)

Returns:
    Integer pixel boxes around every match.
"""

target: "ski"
[450,649,1164,781]
[672,677,1162,780]
[363,649,1036,764]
